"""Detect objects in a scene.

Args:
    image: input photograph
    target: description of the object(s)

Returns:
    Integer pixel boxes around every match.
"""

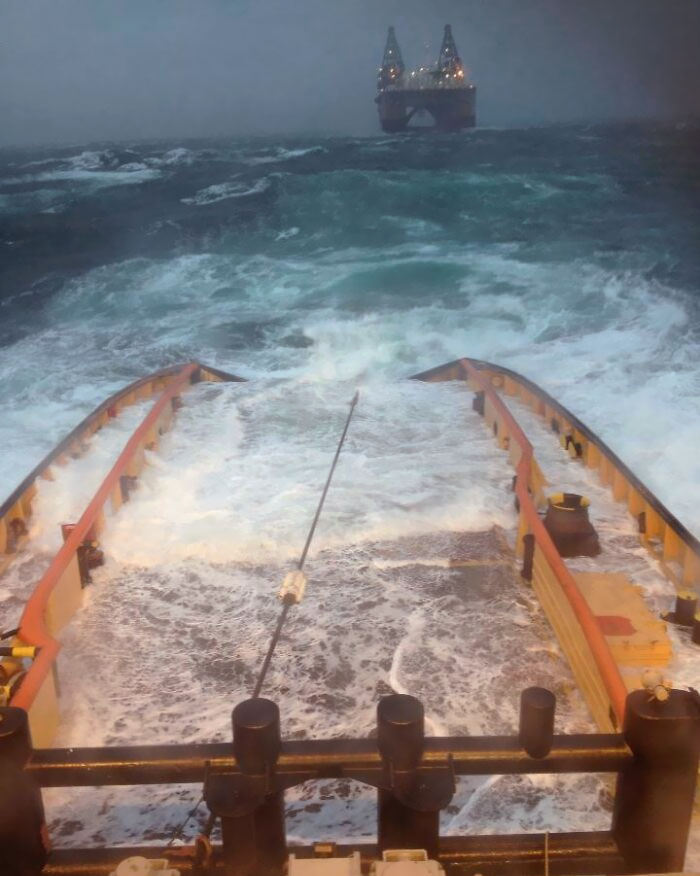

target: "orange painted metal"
[459,358,628,724]
[13,363,198,713]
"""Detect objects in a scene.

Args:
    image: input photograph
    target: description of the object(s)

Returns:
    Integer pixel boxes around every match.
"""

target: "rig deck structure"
[375,25,477,133]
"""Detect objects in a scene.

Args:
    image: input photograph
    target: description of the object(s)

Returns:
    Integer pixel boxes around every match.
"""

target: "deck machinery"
[376,25,477,132]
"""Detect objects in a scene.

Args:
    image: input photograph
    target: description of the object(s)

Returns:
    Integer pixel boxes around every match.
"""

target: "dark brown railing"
[2,687,698,876]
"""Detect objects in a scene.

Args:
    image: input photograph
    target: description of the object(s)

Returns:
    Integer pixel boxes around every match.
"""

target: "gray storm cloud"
[1,0,699,146]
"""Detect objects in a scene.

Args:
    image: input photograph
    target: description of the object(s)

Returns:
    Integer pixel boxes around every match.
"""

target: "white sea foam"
[275,226,300,240]
[3,243,699,542]
[159,147,197,166]
[245,145,327,165]
[2,149,161,189]
[181,176,271,206]
[2,167,160,188]
[37,377,605,847]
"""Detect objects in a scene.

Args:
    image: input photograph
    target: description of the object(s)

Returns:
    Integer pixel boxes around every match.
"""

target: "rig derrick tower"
[375,24,476,133]
[377,26,405,90]
[436,24,465,83]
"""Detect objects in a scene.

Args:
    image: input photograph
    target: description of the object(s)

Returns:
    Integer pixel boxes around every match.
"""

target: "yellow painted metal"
[683,551,700,587]
[126,445,146,479]
[531,547,616,732]
[627,488,644,518]
[612,469,628,502]
[27,666,60,749]
[574,572,671,668]
[46,554,83,636]
[663,525,681,563]
[469,362,700,612]
[9,646,37,659]
[111,481,123,514]
[643,501,663,542]
[585,441,600,470]
[503,375,519,396]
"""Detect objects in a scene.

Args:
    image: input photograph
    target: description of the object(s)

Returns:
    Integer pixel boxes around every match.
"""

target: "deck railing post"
[377,694,445,859]
[206,698,286,876]
[519,687,555,758]
[0,706,48,875]
[612,688,700,873]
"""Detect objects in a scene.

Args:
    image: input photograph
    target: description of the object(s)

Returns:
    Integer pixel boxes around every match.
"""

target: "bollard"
[208,698,286,876]
[233,697,281,775]
[377,695,443,859]
[673,591,697,627]
[543,493,600,557]
[377,694,424,772]
[519,687,555,759]
[520,533,535,582]
[0,707,48,876]
[612,688,700,874]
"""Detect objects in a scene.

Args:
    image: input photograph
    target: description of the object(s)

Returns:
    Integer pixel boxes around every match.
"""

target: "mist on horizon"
[1,0,700,147]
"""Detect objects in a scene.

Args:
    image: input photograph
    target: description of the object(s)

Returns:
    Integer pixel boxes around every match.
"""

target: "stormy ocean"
[1,124,700,858]
[1,124,699,532]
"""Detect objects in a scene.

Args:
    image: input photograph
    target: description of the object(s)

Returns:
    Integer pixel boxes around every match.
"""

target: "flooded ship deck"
[1,373,697,863]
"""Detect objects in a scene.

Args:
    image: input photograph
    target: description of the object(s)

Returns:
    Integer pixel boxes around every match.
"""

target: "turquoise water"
[1,124,699,533]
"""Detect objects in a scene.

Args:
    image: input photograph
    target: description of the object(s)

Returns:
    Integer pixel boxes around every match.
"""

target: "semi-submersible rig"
[376,25,477,132]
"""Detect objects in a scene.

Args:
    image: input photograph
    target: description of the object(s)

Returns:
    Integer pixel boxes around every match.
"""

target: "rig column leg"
[612,689,700,873]
[0,707,48,875]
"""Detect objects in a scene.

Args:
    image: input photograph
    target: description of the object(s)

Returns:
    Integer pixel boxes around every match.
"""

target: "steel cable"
[252,391,359,698]
[162,392,359,858]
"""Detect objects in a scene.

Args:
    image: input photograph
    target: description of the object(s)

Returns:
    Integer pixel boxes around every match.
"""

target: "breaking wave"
[181,176,272,205]
[1,124,700,538]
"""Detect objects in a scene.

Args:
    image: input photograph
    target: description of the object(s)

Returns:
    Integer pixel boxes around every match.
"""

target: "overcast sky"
[2,0,699,146]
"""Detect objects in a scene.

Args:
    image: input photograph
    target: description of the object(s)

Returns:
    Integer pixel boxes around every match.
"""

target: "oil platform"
[376,25,477,132]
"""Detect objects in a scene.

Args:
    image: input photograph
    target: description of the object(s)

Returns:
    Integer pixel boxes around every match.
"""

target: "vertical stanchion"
[520,533,535,581]
[0,707,48,875]
[234,697,286,874]
[229,698,286,876]
[207,698,286,876]
[519,687,555,759]
[612,689,700,873]
[377,694,441,859]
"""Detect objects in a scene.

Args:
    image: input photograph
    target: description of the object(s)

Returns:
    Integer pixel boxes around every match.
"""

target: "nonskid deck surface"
[11,377,615,848]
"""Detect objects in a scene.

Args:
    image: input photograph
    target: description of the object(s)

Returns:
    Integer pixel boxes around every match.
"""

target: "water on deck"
[6,377,692,852]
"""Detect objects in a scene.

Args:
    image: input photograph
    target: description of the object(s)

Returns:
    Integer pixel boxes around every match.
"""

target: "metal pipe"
[43,831,624,876]
[27,734,631,787]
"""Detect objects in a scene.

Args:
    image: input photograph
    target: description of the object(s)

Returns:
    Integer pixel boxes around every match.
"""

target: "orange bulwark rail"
[6,361,242,746]
[0,363,207,574]
[414,358,629,731]
[479,361,700,592]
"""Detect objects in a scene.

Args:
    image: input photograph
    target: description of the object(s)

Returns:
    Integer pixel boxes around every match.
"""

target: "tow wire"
[252,390,359,698]
[161,392,359,862]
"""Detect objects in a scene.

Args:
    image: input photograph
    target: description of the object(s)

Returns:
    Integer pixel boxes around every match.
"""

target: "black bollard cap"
[232,698,280,775]
[0,707,32,765]
[674,591,697,627]
[377,694,424,770]
[519,687,555,759]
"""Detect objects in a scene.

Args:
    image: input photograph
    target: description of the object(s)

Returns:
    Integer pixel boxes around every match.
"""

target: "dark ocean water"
[1,124,700,532]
